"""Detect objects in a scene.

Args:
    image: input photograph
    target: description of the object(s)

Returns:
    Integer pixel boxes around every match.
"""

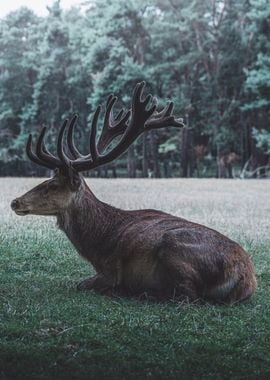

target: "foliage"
[0,0,269,175]
[243,0,270,126]
[253,127,270,153]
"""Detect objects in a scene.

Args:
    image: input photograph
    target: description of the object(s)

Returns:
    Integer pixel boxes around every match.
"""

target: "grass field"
[0,177,270,380]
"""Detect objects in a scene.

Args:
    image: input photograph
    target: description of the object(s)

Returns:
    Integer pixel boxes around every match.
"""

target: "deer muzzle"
[10,198,30,216]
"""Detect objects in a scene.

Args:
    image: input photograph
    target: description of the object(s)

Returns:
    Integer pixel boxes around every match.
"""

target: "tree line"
[0,0,269,178]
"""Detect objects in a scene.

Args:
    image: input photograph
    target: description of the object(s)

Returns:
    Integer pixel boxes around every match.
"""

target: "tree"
[0,7,40,164]
[0,0,269,177]
[241,0,270,174]
[20,1,92,160]
[83,0,154,177]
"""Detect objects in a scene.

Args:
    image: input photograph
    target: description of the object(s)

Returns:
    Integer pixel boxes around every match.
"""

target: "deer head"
[11,82,184,216]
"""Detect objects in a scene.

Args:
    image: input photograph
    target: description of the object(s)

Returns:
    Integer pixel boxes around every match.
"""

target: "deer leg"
[77,274,114,294]
[160,252,201,302]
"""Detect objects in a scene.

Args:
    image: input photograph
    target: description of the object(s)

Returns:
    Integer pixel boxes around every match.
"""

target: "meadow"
[0,177,269,380]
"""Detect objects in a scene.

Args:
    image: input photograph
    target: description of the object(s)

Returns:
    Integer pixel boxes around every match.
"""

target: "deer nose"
[11,199,19,210]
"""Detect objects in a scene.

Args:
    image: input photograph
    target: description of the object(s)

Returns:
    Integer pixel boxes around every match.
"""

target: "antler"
[26,82,184,173]
[96,94,131,153]
[146,101,184,129]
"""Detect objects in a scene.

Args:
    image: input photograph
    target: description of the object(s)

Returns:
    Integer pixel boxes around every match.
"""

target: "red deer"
[11,82,256,304]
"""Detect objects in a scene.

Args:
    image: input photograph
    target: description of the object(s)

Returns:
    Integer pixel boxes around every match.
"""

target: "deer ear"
[67,168,81,191]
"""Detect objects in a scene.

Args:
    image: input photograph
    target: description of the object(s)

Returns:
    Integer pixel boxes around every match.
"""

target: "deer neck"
[56,183,125,266]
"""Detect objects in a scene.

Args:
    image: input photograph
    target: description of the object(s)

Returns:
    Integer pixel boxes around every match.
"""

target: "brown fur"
[12,172,257,304]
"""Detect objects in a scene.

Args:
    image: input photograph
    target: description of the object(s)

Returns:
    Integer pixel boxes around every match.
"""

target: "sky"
[0,0,83,18]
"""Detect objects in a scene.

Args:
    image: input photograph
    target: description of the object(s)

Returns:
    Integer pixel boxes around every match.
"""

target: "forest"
[0,0,269,178]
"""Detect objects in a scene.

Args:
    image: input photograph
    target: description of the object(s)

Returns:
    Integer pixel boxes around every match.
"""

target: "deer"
[11,82,256,304]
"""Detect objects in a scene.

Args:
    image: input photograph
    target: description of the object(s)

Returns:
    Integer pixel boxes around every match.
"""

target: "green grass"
[1,178,270,380]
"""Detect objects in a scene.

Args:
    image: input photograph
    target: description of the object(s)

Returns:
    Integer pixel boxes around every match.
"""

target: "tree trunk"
[181,126,193,177]
[163,158,172,178]
[142,132,148,177]
[112,165,117,178]
[127,146,136,178]
[150,131,161,178]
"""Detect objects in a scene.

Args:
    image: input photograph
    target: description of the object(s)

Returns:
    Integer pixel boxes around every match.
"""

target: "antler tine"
[89,106,101,161]
[57,119,73,169]
[36,127,61,168]
[26,134,56,170]
[67,114,82,159]
[132,81,156,123]
[106,93,114,108]
[96,94,131,153]
[62,108,102,173]
[105,94,128,122]
[103,95,117,132]
[145,101,185,129]
[163,101,174,117]
[150,101,173,120]
[126,81,156,139]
